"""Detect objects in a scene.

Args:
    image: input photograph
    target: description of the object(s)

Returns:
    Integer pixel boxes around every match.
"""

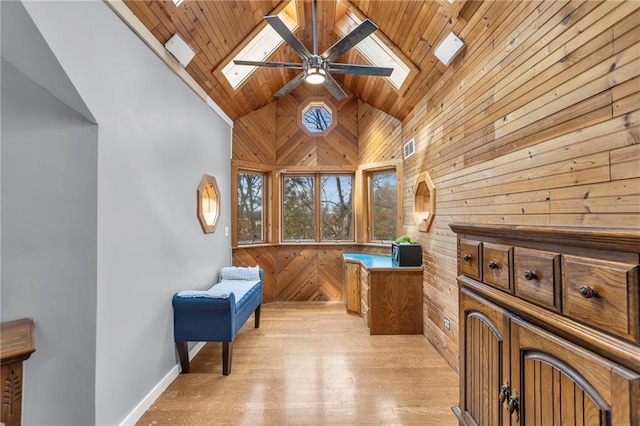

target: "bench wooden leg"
[176,342,190,374]
[222,342,233,376]
[255,304,261,328]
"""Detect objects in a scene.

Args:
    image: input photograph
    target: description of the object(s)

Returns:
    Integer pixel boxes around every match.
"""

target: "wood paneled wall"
[232,85,396,303]
[401,1,640,370]
[358,100,403,165]
[232,0,638,373]
[233,245,388,302]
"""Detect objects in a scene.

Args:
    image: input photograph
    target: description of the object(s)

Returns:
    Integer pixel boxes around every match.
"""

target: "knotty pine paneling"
[233,82,404,302]
[233,244,388,302]
[358,101,402,165]
[230,0,638,374]
[233,245,277,303]
[233,103,277,165]
[399,0,640,371]
[276,85,358,167]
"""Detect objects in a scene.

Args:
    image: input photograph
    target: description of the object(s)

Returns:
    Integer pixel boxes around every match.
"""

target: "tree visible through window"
[321,175,353,240]
[282,174,354,242]
[282,176,315,241]
[237,172,264,243]
[302,103,332,133]
[371,171,397,241]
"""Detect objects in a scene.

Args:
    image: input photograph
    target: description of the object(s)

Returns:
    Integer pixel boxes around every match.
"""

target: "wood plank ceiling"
[123,0,482,121]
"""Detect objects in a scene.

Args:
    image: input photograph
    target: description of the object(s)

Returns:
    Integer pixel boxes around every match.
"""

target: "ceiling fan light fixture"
[305,67,326,85]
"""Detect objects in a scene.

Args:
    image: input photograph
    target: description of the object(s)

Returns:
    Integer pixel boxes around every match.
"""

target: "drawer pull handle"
[508,395,520,420]
[579,286,598,299]
[463,254,472,262]
[498,384,510,404]
[523,270,536,280]
[488,260,499,270]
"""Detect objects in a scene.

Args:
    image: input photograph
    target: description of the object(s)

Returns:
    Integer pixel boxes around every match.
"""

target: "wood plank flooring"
[137,302,459,425]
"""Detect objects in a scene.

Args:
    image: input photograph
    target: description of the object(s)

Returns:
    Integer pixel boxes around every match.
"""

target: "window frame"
[357,161,403,244]
[232,164,271,247]
[280,172,355,243]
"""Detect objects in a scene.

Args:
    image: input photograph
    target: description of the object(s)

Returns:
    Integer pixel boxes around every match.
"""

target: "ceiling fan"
[233,0,393,101]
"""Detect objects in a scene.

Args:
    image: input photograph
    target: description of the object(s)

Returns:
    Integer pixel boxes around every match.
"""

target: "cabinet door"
[344,261,360,313]
[456,288,512,426]
[360,267,369,327]
[510,317,640,425]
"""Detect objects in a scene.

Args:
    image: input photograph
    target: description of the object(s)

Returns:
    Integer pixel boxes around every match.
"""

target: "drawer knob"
[498,384,510,404]
[463,254,472,262]
[579,286,598,299]
[523,270,536,280]
[488,260,499,270]
[508,395,520,420]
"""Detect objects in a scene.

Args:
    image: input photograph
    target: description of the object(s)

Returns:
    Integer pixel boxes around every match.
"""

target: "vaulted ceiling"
[123,0,482,121]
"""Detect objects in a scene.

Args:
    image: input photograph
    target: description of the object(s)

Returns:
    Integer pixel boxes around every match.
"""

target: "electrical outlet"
[444,317,451,331]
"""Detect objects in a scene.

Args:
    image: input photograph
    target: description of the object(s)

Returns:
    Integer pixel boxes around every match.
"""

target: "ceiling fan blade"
[321,19,378,63]
[323,73,348,101]
[274,72,306,98]
[264,15,312,60]
[233,60,303,70]
[328,63,393,76]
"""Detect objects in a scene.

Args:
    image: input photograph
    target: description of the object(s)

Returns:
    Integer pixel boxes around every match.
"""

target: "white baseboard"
[119,342,206,426]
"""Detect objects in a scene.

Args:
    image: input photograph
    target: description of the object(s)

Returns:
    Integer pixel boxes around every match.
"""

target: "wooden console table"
[1,319,35,426]
[343,253,423,335]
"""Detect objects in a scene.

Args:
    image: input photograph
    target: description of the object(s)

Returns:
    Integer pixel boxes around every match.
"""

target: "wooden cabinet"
[343,253,423,335]
[1,319,36,426]
[368,268,423,335]
[344,260,361,314]
[451,224,640,425]
[360,266,370,327]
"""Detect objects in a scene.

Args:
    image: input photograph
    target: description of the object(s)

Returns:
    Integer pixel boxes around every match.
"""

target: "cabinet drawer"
[514,247,560,312]
[360,268,369,287]
[361,303,369,327]
[460,239,482,280]
[360,287,369,305]
[563,256,639,343]
[482,243,512,292]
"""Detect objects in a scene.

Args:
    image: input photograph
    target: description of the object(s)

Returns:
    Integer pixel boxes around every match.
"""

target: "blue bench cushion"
[176,279,260,303]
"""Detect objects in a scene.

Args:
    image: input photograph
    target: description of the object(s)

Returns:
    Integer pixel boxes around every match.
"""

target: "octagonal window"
[298,98,337,136]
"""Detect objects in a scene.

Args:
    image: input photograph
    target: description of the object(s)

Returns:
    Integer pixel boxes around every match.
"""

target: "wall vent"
[403,138,415,160]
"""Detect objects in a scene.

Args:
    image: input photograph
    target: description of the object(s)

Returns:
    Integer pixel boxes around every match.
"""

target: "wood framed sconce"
[197,174,220,233]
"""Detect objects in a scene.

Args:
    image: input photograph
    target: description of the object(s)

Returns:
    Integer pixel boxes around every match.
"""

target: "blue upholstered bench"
[172,267,263,375]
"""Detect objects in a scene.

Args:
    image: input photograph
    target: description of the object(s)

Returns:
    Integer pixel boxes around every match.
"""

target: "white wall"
[1,58,99,426]
[2,1,233,424]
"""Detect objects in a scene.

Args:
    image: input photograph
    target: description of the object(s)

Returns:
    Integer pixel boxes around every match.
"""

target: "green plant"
[394,235,417,244]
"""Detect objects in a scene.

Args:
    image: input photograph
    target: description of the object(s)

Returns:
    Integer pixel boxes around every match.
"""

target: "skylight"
[222,3,298,90]
[335,11,411,90]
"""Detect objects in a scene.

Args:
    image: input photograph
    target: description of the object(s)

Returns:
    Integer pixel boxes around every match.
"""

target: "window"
[298,98,337,136]
[237,171,265,244]
[283,176,315,241]
[370,171,397,242]
[282,174,354,242]
[334,10,412,90]
[221,1,298,89]
[321,175,353,241]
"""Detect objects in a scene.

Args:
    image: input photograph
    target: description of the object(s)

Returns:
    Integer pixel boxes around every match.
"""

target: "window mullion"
[315,173,321,242]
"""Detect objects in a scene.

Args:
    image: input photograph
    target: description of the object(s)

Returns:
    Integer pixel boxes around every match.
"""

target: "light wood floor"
[137,302,459,425]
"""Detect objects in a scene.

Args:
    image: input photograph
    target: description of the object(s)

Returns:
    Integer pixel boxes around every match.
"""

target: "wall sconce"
[197,174,220,234]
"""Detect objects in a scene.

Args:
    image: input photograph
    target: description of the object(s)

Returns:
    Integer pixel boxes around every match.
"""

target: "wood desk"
[343,253,423,335]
